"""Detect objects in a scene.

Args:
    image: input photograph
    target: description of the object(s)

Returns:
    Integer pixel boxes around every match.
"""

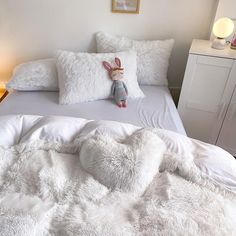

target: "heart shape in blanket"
[80,129,166,194]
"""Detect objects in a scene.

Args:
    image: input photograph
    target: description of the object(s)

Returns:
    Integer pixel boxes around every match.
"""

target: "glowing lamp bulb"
[212,17,235,50]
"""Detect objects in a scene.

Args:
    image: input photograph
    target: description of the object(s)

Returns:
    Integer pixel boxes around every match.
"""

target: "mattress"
[0,86,186,135]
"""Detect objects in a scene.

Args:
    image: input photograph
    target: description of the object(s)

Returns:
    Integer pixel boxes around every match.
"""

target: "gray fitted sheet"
[0,86,186,135]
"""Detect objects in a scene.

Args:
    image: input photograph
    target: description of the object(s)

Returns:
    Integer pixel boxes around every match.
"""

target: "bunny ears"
[103,57,122,72]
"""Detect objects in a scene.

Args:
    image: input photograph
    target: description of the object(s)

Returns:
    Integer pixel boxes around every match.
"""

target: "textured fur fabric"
[56,50,144,105]
[0,139,235,236]
[96,32,174,86]
[1,116,236,235]
[7,59,58,91]
[80,129,166,194]
[0,210,44,236]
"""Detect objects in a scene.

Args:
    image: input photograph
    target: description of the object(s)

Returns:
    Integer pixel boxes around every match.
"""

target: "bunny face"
[103,57,124,81]
[111,68,124,81]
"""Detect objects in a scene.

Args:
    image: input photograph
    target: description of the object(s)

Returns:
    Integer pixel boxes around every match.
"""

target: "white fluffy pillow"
[7,59,58,91]
[80,129,166,194]
[96,32,174,86]
[56,50,144,105]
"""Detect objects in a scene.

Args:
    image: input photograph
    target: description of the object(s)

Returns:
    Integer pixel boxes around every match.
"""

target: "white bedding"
[0,115,236,235]
[0,86,186,135]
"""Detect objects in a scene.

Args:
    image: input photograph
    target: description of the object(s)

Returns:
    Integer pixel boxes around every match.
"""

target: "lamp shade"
[213,17,234,38]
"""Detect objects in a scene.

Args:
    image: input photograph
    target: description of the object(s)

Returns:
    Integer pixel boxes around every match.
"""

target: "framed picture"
[112,0,140,14]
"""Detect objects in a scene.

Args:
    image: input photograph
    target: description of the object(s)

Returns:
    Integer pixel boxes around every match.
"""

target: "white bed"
[1,87,236,235]
[0,115,235,235]
[1,31,236,235]
[0,86,186,135]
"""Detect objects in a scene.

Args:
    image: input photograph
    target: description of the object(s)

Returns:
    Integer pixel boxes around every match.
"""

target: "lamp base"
[212,38,227,50]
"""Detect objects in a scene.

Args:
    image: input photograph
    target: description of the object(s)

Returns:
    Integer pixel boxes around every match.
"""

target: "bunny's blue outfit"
[111,80,128,104]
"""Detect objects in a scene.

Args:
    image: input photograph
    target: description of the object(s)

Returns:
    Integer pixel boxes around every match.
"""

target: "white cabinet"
[217,87,236,155]
[178,39,236,155]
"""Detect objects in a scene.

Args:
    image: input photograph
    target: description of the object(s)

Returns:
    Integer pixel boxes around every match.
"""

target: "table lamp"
[212,17,234,50]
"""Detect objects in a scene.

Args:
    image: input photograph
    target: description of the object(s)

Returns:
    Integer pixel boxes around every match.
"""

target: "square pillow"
[96,32,174,86]
[56,50,144,105]
[7,59,58,91]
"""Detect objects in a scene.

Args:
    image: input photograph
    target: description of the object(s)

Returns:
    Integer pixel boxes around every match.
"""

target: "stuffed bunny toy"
[103,58,128,108]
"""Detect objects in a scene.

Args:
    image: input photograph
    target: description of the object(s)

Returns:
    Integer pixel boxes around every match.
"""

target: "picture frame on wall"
[112,0,140,14]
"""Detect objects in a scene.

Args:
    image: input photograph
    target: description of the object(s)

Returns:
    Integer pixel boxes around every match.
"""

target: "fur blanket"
[0,115,236,236]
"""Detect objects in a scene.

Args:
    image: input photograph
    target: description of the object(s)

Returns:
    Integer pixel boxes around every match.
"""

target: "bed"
[0,115,236,235]
[1,88,236,235]
[0,86,186,135]
[1,33,236,235]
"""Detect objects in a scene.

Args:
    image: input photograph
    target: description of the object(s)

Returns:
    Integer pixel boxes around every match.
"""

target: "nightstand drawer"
[197,55,233,67]
[217,86,236,156]
[178,40,236,148]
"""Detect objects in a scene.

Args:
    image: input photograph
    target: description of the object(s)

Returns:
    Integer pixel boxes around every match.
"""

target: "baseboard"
[169,86,181,107]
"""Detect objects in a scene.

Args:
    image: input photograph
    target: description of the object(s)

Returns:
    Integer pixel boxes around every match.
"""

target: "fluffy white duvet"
[0,115,236,236]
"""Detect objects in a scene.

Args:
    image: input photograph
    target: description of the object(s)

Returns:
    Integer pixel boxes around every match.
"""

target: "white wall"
[0,0,217,87]
[214,0,236,19]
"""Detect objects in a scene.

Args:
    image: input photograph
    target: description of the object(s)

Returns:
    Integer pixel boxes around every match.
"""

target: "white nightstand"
[178,39,236,156]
